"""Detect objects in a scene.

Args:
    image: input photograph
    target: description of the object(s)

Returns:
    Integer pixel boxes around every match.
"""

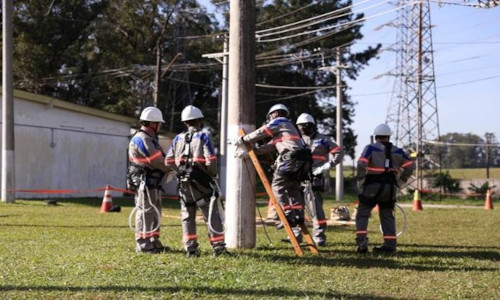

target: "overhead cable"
[256,0,390,39]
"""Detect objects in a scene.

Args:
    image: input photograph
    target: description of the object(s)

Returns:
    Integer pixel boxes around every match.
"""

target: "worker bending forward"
[235,104,311,229]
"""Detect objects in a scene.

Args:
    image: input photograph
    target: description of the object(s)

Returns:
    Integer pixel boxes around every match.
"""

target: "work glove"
[165,171,177,184]
[313,162,332,176]
[234,149,249,159]
[231,137,245,147]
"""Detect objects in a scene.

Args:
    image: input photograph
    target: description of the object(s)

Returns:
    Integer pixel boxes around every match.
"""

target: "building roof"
[11,89,138,125]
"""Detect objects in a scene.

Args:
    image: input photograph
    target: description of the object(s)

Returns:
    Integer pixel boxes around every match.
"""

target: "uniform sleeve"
[327,137,344,165]
[243,124,274,144]
[397,149,414,184]
[130,135,170,173]
[164,136,178,172]
[254,141,277,155]
[356,145,371,192]
[201,133,218,177]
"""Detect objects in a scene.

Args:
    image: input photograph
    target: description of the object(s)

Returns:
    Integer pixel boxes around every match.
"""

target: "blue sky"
[199,1,499,163]
[347,1,499,163]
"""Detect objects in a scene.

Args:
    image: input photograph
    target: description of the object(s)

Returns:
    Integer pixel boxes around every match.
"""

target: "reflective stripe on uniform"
[383,235,397,240]
[314,219,328,226]
[312,155,327,161]
[130,150,164,164]
[358,157,369,164]
[272,135,301,144]
[209,235,225,243]
[185,234,197,241]
[263,126,273,137]
[330,146,341,153]
[356,230,367,235]
[136,231,160,239]
[402,161,413,168]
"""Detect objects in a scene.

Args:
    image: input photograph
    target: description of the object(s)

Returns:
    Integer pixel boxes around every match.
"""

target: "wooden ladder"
[239,128,318,256]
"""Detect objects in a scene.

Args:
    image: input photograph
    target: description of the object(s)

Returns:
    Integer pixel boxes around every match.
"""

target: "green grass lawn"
[335,167,500,180]
[0,197,499,299]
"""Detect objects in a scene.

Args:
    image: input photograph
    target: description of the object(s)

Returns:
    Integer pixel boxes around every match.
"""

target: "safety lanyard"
[383,142,393,172]
[181,131,193,168]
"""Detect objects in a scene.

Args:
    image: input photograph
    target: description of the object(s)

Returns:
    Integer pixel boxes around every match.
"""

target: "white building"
[1,90,139,198]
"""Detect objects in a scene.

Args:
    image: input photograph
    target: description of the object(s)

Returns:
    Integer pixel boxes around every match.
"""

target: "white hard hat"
[181,105,204,122]
[140,106,164,123]
[267,103,289,117]
[373,123,392,136]
[296,113,315,124]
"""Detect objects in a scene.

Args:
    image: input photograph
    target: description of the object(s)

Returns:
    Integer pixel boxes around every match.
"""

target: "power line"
[256,0,381,37]
[257,3,404,43]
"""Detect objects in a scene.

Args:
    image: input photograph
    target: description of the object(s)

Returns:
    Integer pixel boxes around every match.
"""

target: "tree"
[7,0,222,133]
[213,0,380,160]
[436,133,483,168]
[7,0,380,157]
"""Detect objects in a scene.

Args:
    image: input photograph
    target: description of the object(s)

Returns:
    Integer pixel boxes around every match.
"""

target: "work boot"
[294,210,305,225]
[356,237,368,254]
[284,210,297,227]
[356,246,368,253]
[316,240,326,247]
[213,247,233,257]
[152,239,171,252]
[186,249,200,258]
[136,247,162,254]
[373,245,396,254]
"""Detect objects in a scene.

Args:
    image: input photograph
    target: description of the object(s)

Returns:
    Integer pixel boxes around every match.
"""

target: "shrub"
[467,182,496,199]
[432,171,462,194]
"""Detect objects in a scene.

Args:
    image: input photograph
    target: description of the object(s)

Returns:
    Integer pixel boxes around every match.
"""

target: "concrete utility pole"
[225,0,256,249]
[153,40,162,107]
[335,48,344,201]
[2,0,15,203]
[202,36,229,197]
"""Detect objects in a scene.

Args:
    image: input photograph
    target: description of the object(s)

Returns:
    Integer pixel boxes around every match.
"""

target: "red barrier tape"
[12,185,180,200]
[13,188,107,194]
[12,185,266,201]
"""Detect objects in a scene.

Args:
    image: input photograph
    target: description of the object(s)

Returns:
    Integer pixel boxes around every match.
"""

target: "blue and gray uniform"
[128,126,171,252]
[355,141,414,250]
[165,126,225,253]
[301,133,343,245]
[243,117,309,226]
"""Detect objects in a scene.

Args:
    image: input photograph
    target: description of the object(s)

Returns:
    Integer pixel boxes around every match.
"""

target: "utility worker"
[295,113,344,246]
[356,123,414,253]
[165,105,230,258]
[234,104,312,231]
[128,106,172,254]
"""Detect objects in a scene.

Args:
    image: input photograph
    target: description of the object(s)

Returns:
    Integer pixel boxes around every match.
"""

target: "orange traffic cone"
[412,189,423,211]
[100,185,113,213]
[484,189,494,210]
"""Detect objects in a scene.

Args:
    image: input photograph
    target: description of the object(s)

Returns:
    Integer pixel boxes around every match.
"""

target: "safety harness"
[176,130,226,234]
[363,142,398,203]
[127,129,163,236]
[177,130,215,203]
[127,129,165,191]
[277,123,313,181]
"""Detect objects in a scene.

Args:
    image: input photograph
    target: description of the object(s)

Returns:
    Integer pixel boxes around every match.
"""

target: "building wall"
[0,94,135,198]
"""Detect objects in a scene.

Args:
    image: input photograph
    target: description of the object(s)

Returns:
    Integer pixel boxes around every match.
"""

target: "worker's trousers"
[135,187,163,251]
[179,182,225,253]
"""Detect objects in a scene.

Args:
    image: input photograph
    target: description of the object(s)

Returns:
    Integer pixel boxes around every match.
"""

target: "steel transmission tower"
[386,0,440,191]
[386,0,499,191]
